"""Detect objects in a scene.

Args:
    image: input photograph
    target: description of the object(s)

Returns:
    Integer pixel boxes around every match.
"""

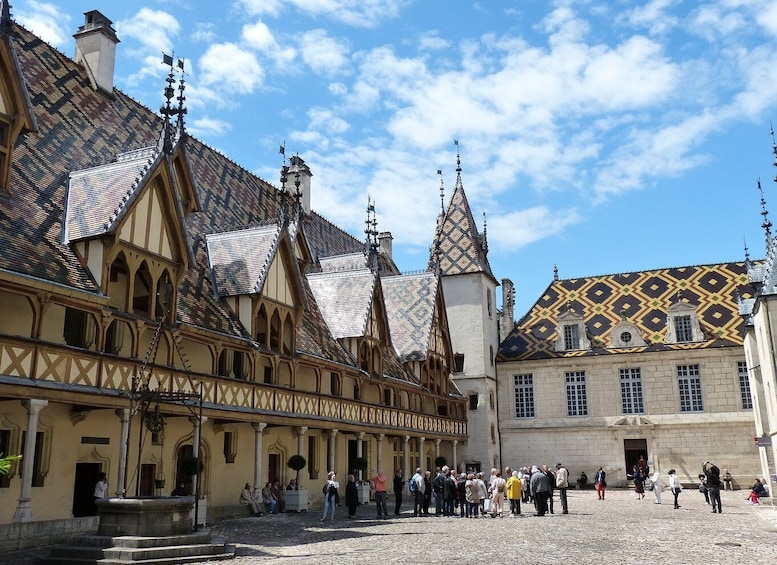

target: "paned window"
[563,325,579,350]
[565,371,587,416]
[677,364,703,412]
[620,368,644,414]
[674,315,693,342]
[738,361,753,410]
[513,374,535,418]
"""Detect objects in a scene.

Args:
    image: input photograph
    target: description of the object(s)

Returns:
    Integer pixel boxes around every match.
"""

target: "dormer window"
[664,299,704,344]
[554,306,591,352]
[609,319,647,348]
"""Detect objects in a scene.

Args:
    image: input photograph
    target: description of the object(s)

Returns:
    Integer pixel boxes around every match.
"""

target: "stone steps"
[38,530,235,563]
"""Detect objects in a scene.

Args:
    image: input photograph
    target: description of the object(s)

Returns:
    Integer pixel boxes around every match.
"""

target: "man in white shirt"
[410,468,425,517]
[555,463,569,514]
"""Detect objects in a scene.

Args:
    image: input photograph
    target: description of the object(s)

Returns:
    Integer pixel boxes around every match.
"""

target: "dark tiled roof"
[383,272,438,362]
[499,262,754,361]
[0,24,361,362]
[432,175,495,281]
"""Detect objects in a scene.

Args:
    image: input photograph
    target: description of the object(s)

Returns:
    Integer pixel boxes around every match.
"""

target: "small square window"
[469,394,479,410]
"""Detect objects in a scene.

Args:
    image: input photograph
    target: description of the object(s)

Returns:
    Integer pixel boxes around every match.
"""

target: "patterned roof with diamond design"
[382,272,439,362]
[499,262,754,361]
[433,178,495,281]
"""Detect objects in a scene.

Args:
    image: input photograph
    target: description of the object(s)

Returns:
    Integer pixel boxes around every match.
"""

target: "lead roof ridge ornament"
[160,53,187,155]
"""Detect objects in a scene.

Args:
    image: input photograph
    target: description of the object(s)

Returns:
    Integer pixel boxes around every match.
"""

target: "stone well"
[96,496,195,537]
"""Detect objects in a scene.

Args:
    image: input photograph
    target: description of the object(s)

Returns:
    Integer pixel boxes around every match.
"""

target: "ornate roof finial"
[175,58,187,135]
[278,142,289,226]
[437,169,445,215]
[1,0,12,33]
[744,236,751,265]
[159,53,186,154]
[482,211,488,254]
[759,178,772,251]
[771,121,777,174]
[364,197,379,270]
[454,139,462,189]
[553,264,559,282]
[292,161,303,221]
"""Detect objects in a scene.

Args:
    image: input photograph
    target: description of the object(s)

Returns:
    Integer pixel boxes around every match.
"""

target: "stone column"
[374,434,385,473]
[13,399,48,523]
[252,422,267,492]
[434,439,441,464]
[328,429,338,474]
[452,440,458,472]
[418,436,425,470]
[293,426,308,486]
[402,435,410,483]
[115,408,130,496]
[356,432,365,481]
[190,416,207,498]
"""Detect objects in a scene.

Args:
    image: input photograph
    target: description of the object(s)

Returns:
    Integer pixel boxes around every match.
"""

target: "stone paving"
[2,489,776,564]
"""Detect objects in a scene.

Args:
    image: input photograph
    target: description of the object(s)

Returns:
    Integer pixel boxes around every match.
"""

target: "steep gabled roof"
[432,175,495,281]
[206,224,282,296]
[499,262,754,361]
[383,271,439,362]
[306,268,377,339]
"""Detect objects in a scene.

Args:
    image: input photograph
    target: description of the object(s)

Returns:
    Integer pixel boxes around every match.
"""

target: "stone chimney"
[378,232,393,261]
[500,278,515,340]
[288,155,312,215]
[73,11,119,96]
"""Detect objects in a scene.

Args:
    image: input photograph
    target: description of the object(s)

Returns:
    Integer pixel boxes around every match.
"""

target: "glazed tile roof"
[499,262,754,361]
[64,151,157,242]
[1,23,363,359]
[432,174,495,281]
[206,224,282,296]
[383,272,439,362]
[306,269,377,340]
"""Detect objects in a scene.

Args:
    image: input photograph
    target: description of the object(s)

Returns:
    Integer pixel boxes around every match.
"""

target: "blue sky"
[13,0,777,319]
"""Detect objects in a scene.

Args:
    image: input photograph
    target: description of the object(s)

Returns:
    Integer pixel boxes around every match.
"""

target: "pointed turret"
[430,142,495,281]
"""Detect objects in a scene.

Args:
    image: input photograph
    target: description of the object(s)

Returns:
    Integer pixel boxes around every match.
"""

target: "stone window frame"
[664,300,704,344]
[513,374,535,419]
[619,367,644,414]
[677,364,704,412]
[609,320,647,348]
[565,370,588,416]
[737,360,753,411]
[554,308,591,352]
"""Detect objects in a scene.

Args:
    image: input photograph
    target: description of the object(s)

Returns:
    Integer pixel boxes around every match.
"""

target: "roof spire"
[292,160,303,222]
[1,0,11,33]
[364,197,379,271]
[437,169,445,215]
[278,142,289,226]
[744,236,752,270]
[159,53,186,154]
[553,264,559,281]
[454,139,462,189]
[482,211,488,254]
[175,58,187,135]
[759,178,772,252]
[772,121,777,182]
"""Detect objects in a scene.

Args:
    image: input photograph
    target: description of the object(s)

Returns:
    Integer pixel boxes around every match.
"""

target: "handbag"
[483,498,492,512]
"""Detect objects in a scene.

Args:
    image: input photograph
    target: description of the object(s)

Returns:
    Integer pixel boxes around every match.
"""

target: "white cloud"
[622,0,679,35]
[188,116,233,138]
[308,108,350,135]
[15,1,70,48]
[192,22,217,43]
[241,20,297,66]
[237,0,406,28]
[418,33,450,52]
[298,29,350,75]
[489,207,582,250]
[115,9,181,84]
[198,42,264,94]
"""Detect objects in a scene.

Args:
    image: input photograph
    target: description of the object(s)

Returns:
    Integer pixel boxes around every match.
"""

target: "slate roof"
[64,150,157,242]
[383,272,439,362]
[206,224,282,296]
[0,22,364,357]
[306,269,378,340]
[432,172,495,281]
[499,262,754,361]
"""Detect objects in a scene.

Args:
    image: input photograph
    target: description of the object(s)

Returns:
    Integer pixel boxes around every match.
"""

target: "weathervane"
[278,142,289,225]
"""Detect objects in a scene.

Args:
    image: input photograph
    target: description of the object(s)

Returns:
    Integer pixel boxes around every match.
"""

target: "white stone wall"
[498,346,761,486]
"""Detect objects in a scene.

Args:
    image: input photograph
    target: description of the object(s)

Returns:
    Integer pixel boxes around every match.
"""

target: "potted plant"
[155,472,166,490]
[285,455,308,512]
[0,452,21,476]
[350,457,370,504]
[435,456,447,469]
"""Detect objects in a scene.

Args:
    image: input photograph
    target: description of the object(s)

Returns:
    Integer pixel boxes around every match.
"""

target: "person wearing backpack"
[410,467,425,517]
[321,471,338,522]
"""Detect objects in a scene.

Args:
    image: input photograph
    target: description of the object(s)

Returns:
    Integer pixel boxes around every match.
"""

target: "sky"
[12,0,777,319]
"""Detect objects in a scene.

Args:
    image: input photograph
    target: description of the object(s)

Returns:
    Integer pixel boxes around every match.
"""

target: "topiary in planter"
[288,454,306,488]
[350,456,368,480]
[435,456,447,469]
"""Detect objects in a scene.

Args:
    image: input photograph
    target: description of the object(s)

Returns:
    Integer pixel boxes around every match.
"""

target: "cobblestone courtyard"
[3,489,776,564]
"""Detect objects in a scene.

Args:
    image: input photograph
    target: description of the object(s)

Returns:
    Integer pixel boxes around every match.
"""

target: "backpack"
[408,477,417,493]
